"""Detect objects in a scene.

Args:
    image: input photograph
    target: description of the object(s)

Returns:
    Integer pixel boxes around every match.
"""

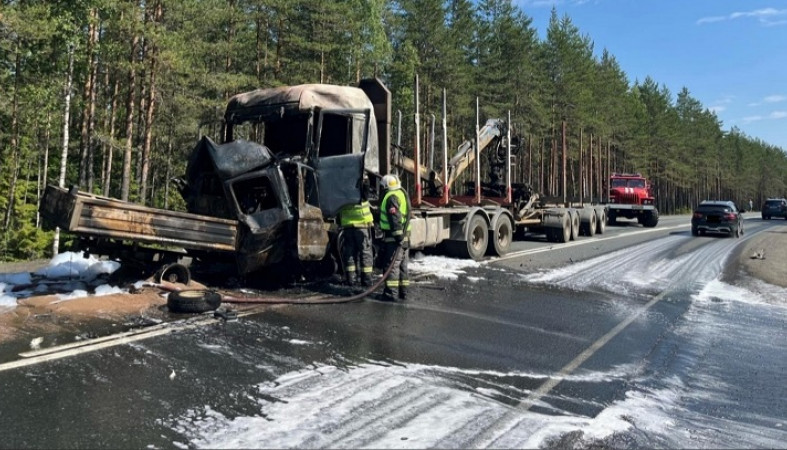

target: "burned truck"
[41,81,389,281]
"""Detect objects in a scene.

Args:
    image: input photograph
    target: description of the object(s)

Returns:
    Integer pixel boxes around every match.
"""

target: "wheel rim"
[495,218,512,254]
[471,224,486,252]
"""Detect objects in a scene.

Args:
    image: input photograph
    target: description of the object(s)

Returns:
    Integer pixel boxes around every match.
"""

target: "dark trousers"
[382,240,409,296]
[341,227,373,284]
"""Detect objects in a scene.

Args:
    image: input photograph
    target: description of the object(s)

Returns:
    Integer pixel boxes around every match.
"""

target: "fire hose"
[148,245,402,305]
[153,192,412,307]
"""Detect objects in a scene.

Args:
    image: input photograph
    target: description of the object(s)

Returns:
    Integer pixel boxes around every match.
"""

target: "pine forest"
[1,0,786,261]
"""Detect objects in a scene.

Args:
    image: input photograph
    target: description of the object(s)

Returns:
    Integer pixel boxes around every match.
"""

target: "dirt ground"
[1,222,786,346]
[736,224,787,288]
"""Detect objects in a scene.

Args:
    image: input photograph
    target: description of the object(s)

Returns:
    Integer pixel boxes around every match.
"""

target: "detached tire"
[167,290,222,314]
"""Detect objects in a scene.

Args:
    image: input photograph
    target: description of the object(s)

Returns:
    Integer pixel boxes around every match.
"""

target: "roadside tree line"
[1,0,785,260]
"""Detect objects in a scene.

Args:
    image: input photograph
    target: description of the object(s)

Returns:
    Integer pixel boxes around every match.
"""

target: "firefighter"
[378,174,411,301]
[337,179,374,287]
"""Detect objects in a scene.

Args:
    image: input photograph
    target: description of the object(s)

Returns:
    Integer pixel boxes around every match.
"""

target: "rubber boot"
[360,274,371,287]
[345,273,357,287]
[398,288,407,301]
[382,288,396,302]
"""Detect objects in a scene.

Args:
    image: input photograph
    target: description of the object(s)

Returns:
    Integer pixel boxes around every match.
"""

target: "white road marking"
[0,312,256,373]
[469,289,669,448]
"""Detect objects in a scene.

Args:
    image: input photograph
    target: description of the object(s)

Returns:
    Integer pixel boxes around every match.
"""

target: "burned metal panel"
[295,165,329,261]
[40,186,80,230]
[314,153,365,219]
[181,137,276,218]
[225,84,377,125]
[39,186,239,253]
[225,166,298,274]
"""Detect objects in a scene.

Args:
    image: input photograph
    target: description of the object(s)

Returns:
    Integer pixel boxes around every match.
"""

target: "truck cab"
[606,173,658,227]
[180,83,383,276]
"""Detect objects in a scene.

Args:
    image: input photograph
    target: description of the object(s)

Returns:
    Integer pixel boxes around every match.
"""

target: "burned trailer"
[41,82,384,281]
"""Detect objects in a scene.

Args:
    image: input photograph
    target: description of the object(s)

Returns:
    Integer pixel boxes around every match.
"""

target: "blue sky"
[515,0,787,151]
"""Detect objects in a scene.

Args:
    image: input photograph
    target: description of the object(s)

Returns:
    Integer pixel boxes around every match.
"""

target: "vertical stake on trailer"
[506,111,512,204]
[562,120,567,206]
[442,89,449,205]
[396,110,402,148]
[413,74,422,206]
[475,98,481,205]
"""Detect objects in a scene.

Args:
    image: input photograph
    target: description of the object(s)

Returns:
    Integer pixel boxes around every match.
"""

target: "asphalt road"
[1,214,785,448]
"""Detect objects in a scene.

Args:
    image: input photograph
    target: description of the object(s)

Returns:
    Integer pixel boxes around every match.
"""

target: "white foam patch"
[287,339,312,345]
[693,279,760,304]
[522,234,745,297]
[0,293,17,311]
[53,289,90,302]
[94,284,126,296]
[33,251,120,281]
[0,272,31,285]
[410,255,480,280]
[166,362,644,449]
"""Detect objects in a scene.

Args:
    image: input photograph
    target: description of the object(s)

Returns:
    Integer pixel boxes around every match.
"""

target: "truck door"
[312,108,371,218]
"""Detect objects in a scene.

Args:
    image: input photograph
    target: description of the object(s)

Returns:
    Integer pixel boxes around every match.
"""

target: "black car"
[761,198,787,220]
[691,200,744,237]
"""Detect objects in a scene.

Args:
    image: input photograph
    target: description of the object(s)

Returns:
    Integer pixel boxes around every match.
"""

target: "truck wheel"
[156,263,191,285]
[167,290,222,314]
[452,214,488,260]
[595,210,606,234]
[643,210,659,228]
[489,215,513,256]
[570,211,580,241]
[557,213,571,243]
[580,211,597,237]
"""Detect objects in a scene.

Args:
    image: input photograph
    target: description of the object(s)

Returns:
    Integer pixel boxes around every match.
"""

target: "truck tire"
[446,214,488,260]
[167,290,222,314]
[155,263,191,285]
[557,212,571,243]
[595,209,606,234]
[643,209,659,228]
[570,210,580,241]
[489,215,513,256]
[586,211,597,236]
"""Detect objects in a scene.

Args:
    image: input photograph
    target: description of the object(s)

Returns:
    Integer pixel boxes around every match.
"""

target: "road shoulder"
[737,221,787,288]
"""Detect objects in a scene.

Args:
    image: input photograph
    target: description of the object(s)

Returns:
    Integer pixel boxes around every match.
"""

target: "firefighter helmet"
[381,174,400,190]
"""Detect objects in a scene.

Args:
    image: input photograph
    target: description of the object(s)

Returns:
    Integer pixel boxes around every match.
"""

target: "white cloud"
[764,95,787,103]
[770,111,787,119]
[697,8,787,26]
[697,16,726,25]
[708,105,726,114]
[741,115,764,123]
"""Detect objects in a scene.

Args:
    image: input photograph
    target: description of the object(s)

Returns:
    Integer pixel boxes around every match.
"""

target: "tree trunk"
[139,0,162,205]
[36,112,52,229]
[53,45,76,255]
[121,32,140,202]
[103,75,120,197]
[79,9,99,190]
[3,44,21,230]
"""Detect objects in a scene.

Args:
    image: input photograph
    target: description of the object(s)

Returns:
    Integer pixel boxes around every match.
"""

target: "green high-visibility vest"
[380,189,411,234]
[339,201,373,227]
